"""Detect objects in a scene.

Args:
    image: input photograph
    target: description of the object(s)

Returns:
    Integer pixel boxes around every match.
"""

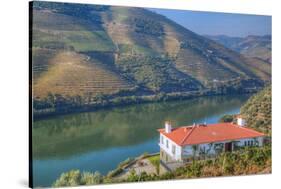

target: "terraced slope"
[206,35,272,63]
[33,51,134,98]
[32,4,135,100]
[31,1,271,114]
[102,7,270,86]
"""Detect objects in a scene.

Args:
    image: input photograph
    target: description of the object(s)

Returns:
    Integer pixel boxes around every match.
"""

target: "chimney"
[237,117,246,127]
[165,121,172,133]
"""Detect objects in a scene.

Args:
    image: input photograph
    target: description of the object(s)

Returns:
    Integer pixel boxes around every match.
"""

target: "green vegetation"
[117,55,200,92]
[218,85,271,134]
[33,1,109,25]
[118,44,157,55]
[171,145,271,178]
[131,146,270,179]
[33,21,115,52]
[132,18,165,36]
[126,170,160,182]
[219,114,234,123]
[241,85,272,134]
[53,145,271,186]
[31,1,271,118]
[65,31,115,52]
[148,155,160,174]
[53,170,102,187]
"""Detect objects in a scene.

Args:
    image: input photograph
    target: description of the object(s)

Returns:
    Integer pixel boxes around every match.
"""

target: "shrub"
[53,170,81,187]
[126,170,139,182]
[53,170,102,187]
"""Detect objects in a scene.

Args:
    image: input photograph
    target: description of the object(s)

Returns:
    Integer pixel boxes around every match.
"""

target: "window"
[161,135,164,144]
[172,145,176,155]
[244,141,247,146]
[250,141,254,146]
[166,139,169,149]
[247,141,250,146]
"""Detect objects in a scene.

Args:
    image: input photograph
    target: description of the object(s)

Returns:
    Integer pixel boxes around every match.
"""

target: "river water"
[32,94,250,187]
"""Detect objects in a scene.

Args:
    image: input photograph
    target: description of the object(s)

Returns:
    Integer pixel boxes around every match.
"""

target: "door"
[225,142,232,152]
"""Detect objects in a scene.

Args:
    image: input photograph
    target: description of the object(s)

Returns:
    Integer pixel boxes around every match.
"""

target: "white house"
[158,119,265,163]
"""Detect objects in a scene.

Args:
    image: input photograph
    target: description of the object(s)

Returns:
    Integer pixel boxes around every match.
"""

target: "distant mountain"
[205,35,272,63]
[31,2,271,114]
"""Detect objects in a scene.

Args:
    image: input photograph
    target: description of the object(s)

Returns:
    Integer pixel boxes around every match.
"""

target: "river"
[32,94,250,187]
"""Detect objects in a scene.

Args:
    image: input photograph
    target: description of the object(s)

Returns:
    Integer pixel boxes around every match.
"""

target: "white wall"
[159,134,182,161]
[181,137,265,159]
[160,134,265,161]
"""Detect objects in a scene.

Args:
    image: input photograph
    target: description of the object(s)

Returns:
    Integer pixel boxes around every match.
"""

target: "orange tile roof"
[158,123,265,146]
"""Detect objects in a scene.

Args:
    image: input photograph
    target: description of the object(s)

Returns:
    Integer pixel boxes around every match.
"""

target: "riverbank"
[33,86,261,120]
[108,153,160,181]
[52,145,271,187]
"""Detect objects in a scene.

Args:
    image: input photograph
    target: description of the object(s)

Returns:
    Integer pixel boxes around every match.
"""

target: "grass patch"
[65,30,115,52]
[33,29,115,52]
[148,155,160,174]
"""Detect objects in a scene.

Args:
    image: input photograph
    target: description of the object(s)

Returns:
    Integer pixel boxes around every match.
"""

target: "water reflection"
[33,95,249,159]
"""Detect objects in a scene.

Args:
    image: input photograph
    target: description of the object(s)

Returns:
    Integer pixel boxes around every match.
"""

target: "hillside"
[205,35,272,63]
[31,2,271,116]
[240,85,272,134]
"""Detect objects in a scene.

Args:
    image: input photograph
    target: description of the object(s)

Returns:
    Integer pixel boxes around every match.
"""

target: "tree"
[219,114,234,123]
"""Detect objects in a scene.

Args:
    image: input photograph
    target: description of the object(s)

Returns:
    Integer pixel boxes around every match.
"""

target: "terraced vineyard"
[33,51,134,98]
[175,48,237,85]
[31,2,271,116]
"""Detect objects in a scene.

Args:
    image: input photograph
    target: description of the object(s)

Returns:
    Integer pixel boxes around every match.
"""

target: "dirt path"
[114,158,157,180]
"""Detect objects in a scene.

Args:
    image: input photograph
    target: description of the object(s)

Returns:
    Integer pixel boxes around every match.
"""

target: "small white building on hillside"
[158,119,265,163]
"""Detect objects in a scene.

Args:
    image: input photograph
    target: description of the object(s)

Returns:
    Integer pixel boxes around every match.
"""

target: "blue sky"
[149,8,271,37]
